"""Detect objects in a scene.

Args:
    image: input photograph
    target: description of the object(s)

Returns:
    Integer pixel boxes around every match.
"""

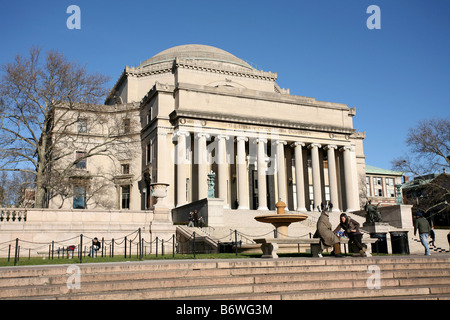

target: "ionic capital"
[324,144,338,151]
[174,130,190,138]
[339,145,354,152]
[196,133,211,139]
[291,141,305,148]
[274,140,287,146]
[307,143,322,149]
[255,138,268,144]
[216,135,230,141]
[235,136,248,142]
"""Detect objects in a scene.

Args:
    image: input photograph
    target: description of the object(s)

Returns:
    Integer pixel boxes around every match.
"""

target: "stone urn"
[150,182,169,208]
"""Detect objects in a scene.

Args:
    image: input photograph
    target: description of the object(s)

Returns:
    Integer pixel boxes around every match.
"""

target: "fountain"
[254,200,308,238]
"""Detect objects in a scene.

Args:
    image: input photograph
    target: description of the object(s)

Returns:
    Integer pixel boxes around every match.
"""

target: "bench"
[37,247,78,259]
[254,237,378,259]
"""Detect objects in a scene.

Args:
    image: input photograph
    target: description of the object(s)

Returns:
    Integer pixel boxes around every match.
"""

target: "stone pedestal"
[149,182,176,253]
[362,222,391,254]
[260,242,279,259]
[151,182,170,209]
[362,222,390,234]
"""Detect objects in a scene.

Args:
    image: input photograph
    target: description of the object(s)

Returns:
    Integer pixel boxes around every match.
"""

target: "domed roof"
[137,44,254,70]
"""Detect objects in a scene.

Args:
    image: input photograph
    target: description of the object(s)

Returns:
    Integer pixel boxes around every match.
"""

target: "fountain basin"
[254,213,308,238]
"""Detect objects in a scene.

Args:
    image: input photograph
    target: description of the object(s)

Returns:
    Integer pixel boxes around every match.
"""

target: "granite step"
[0,255,449,300]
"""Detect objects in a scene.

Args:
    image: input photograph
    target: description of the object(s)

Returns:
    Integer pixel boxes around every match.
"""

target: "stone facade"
[49,44,367,214]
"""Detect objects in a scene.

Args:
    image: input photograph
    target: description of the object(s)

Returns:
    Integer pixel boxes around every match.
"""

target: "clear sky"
[1,0,449,173]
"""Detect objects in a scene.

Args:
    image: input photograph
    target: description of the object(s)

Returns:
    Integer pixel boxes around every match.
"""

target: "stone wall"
[0,208,175,257]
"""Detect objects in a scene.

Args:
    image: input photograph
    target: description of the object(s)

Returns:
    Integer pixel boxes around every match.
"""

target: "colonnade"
[173,130,360,212]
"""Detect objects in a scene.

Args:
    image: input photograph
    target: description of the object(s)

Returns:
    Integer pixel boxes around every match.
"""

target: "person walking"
[414,211,431,256]
[429,226,435,247]
[187,211,194,227]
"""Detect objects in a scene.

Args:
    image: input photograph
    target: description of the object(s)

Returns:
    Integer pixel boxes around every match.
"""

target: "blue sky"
[1,0,449,173]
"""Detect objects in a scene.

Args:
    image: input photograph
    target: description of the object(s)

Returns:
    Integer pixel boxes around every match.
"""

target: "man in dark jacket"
[414,211,431,255]
[88,237,102,257]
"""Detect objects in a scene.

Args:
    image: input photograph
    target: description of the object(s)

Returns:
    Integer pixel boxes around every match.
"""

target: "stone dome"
[137,44,254,70]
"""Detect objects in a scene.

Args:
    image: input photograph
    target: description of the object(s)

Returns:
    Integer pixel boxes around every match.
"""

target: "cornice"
[175,82,350,112]
[169,109,356,135]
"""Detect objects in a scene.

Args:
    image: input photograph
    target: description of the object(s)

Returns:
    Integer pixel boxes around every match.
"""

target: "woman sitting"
[334,213,369,257]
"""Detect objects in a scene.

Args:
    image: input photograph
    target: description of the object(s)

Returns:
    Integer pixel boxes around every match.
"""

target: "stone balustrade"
[0,208,27,222]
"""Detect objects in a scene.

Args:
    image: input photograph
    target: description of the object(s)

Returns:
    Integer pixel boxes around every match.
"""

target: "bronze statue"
[364,200,382,223]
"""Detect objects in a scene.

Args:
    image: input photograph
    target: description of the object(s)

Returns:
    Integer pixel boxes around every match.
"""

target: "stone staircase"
[0,255,449,300]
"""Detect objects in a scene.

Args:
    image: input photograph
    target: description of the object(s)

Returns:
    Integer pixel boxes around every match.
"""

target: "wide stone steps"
[0,255,449,300]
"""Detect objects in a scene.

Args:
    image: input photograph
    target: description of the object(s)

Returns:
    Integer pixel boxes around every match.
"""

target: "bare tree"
[392,117,450,219]
[392,117,450,174]
[0,47,139,208]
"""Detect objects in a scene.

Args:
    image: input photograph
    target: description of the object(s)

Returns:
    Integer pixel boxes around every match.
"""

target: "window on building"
[386,178,395,197]
[75,151,86,169]
[366,176,371,197]
[324,186,330,201]
[186,178,190,203]
[374,177,383,197]
[73,186,86,209]
[309,185,314,200]
[121,163,130,174]
[146,142,151,164]
[123,118,130,134]
[121,185,130,209]
[77,119,87,133]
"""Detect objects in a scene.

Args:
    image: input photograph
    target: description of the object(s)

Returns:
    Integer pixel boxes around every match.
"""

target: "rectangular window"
[309,185,314,200]
[324,186,330,201]
[386,178,395,197]
[77,119,87,133]
[146,142,151,164]
[121,185,130,209]
[366,176,371,197]
[123,118,130,134]
[186,178,190,203]
[373,177,383,197]
[121,163,130,174]
[73,186,86,209]
[75,151,86,169]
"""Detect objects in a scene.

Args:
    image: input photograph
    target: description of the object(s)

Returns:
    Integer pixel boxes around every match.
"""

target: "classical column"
[236,136,249,210]
[308,143,322,210]
[340,145,358,212]
[292,142,306,211]
[324,144,340,212]
[174,131,190,206]
[256,138,268,211]
[196,133,210,200]
[217,135,229,208]
[275,140,287,206]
